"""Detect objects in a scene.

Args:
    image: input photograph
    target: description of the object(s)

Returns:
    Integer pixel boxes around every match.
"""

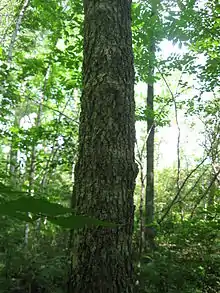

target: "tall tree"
[145,0,157,230]
[4,0,30,186]
[72,0,138,292]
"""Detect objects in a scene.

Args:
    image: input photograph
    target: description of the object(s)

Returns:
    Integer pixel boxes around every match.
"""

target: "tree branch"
[190,168,220,218]
[8,0,30,62]
[158,156,207,224]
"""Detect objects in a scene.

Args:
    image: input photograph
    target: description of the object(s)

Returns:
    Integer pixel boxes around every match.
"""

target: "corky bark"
[72,1,138,292]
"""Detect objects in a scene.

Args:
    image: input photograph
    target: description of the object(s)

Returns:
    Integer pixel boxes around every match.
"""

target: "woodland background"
[0,0,219,292]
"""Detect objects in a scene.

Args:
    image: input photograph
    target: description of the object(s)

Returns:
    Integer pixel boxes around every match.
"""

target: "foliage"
[137,218,220,293]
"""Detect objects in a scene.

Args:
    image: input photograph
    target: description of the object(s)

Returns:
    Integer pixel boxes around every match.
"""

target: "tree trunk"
[7,0,29,187]
[145,82,155,226]
[144,1,157,252]
[7,0,30,62]
[9,112,19,187]
[145,3,156,228]
[72,1,138,292]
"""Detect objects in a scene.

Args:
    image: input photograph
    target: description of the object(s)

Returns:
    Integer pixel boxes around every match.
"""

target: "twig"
[0,4,7,12]
[157,67,182,187]
[158,156,207,224]
[190,168,220,218]
[181,168,208,202]
[27,96,79,124]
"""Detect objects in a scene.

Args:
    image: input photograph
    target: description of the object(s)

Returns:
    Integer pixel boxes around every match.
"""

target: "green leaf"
[0,197,72,217]
[0,197,116,229]
[0,210,33,223]
[0,183,27,197]
[49,214,117,229]
[9,212,34,223]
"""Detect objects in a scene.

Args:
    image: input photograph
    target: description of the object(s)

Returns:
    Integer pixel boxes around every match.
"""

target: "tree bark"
[145,3,156,229]
[72,1,138,292]
[144,1,158,252]
[145,82,155,226]
[9,112,19,187]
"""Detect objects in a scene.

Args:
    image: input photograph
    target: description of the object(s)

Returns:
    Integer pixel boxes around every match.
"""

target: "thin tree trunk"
[207,180,216,207]
[207,168,217,220]
[9,112,19,187]
[136,144,145,256]
[24,101,43,246]
[7,0,29,186]
[145,3,156,244]
[145,82,155,226]
[24,66,50,245]
[8,0,30,62]
[139,164,145,256]
[72,1,138,292]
